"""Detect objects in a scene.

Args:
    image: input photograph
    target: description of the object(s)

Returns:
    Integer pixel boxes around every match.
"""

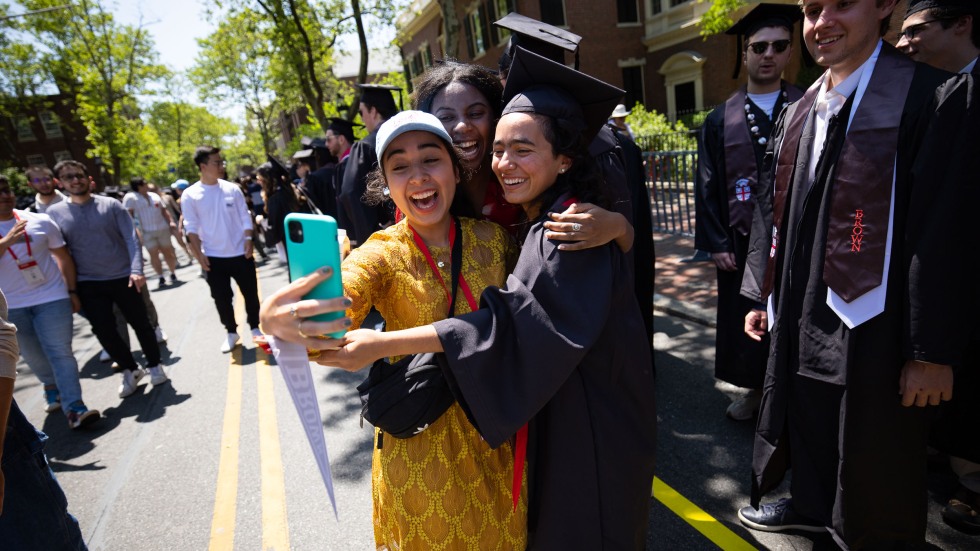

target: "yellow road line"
[209,346,243,550]
[652,477,757,551]
[257,350,290,549]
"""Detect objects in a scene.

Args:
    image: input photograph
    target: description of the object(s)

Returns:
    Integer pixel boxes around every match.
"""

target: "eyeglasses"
[899,19,948,41]
[30,177,52,184]
[208,159,226,166]
[747,40,791,55]
[59,173,86,181]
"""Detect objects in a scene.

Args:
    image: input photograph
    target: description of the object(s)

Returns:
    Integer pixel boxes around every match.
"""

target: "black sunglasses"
[899,18,951,41]
[747,40,791,55]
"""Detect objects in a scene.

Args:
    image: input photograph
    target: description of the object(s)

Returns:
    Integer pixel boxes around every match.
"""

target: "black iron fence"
[640,130,699,236]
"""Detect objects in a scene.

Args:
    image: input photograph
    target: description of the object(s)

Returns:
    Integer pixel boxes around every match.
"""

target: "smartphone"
[284,213,346,339]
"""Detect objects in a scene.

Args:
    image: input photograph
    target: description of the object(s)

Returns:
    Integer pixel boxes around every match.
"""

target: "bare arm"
[544,203,634,252]
[50,246,80,313]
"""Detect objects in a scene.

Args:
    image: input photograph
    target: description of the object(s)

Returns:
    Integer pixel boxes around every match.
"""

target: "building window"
[658,51,706,121]
[539,0,566,27]
[39,111,63,138]
[464,5,490,58]
[16,117,36,142]
[491,0,515,45]
[617,0,639,23]
[670,0,690,6]
[422,43,433,69]
[650,0,662,15]
[54,151,72,163]
[621,66,644,109]
[26,154,46,166]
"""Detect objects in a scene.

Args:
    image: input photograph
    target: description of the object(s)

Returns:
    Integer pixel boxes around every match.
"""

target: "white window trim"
[658,51,706,121]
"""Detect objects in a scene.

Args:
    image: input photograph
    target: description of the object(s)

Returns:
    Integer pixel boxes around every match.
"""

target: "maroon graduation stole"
[724,85,804,237]
[762,46,914,302]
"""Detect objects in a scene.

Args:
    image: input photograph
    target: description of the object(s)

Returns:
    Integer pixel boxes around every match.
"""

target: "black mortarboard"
[356,83,403,113]
[309,137,327,149]
[502,47,623,147]
[326,117,362,141]
[906,0,978,17]
[495,12,582,69]
[266,155,290,182]
[726,3,805,79]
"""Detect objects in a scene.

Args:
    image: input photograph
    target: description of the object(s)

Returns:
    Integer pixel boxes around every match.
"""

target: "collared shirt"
[961,56,978,74]
[808,42,881,184]
[123,191,170,232]
[339,147,352,163]
[33,189,66,214]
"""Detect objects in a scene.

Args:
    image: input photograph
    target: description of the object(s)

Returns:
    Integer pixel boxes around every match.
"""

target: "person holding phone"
[263,111,526,550]
[262,50,657,548]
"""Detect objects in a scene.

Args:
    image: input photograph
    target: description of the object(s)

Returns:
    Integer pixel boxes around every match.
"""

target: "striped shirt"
[122,191,170,232]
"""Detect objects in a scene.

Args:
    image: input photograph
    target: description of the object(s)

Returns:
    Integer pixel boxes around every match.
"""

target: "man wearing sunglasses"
[695,3,803,422]
[24,166,66,214]
[898,0,978,74]
[737,0,970,547]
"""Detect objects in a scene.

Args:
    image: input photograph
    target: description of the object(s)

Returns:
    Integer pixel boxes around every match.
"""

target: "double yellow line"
[209,295,290,550]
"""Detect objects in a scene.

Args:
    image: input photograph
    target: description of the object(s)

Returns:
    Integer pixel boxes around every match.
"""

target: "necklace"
[744,86,791,146]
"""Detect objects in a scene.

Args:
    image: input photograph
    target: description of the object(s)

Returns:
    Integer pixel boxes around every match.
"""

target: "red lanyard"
[408,219,478,313]
[0,212,32,261]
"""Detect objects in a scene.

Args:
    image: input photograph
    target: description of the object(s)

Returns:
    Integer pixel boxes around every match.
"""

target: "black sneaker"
[942,485,980,535]
[158,276,167,288]
[738,498,825,533]
[170,273,178,284]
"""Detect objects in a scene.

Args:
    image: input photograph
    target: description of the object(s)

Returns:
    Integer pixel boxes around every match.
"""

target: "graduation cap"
[906,0,978,17]
[326,117,361,142]
[266,154,290,183]
[292,149,314,160]
[725,3,805,79]
[495,12,582,69]
[356,84,403,113]
[502,47,624,147]
[309,137,327,149]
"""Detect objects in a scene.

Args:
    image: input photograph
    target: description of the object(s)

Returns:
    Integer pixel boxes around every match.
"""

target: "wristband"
[244,236,252,241]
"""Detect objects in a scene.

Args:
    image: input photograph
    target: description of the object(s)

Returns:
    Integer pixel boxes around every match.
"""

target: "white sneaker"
[100,349,111,362]
[118,368,147,398]
[726,389,763,421]
[154,326,168,343]
[147,365,169,386]
[220,333,240,353]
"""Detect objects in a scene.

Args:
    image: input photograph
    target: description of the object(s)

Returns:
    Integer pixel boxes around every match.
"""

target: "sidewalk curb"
[653,293,715,328]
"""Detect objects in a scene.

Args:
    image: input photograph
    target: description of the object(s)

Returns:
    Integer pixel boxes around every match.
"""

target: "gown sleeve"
[694,112,731,253]
[338,142,379,247]
[432,223,618,448]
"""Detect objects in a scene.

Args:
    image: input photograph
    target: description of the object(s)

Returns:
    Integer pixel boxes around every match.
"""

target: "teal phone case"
[284,213,346,338]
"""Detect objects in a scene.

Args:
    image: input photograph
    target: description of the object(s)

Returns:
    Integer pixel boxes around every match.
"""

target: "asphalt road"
[9,253,976,550]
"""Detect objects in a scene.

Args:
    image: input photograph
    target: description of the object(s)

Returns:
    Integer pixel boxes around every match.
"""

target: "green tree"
[699,0,746,38]
[144,101,237,183]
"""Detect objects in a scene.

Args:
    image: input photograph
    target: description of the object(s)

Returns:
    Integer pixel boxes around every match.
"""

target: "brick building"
[1,94,102,183]
[395,0,805,121]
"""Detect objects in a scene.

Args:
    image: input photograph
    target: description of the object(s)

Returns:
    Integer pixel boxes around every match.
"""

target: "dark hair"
[931,8,980,48]
[256,162,301,212]
[363,136,464,206]
[194,145,221,168]
[130,176,146,190]
[525,113,609,220]
[412,60,504,120]
[53,160,88,178]
[0,174,8,187]
[360,96,399,121]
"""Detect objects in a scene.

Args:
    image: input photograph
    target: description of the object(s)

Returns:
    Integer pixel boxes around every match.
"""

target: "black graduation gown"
[915,65,980,464]
[741,52,958,549]
[304,164,338,218]
[433,195,657,550]
[338,130,388,246]
[695,97,776,388]
[611,126,656,351]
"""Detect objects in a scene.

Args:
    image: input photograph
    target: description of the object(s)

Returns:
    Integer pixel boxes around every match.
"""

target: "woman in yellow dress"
[263,111,526,550]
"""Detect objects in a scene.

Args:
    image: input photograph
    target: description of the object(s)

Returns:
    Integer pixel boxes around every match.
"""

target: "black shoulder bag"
[355,218,463,443]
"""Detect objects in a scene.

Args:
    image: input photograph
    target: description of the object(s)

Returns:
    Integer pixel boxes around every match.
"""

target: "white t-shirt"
[0,210,69,309]
[123,191,169,232]
[747,90,782,119]
[181,179,253,258]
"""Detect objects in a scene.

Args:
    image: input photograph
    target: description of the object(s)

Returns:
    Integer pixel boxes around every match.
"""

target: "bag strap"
[447,216,463,317]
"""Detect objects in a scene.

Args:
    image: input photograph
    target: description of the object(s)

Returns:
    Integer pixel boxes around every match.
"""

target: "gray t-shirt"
[46,195,142,282]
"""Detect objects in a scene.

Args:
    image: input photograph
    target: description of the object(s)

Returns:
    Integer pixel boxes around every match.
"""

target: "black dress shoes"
[738,498,825,533]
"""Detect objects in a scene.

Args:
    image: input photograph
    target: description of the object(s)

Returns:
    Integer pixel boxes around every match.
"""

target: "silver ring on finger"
[289,305,298,318]
[571,223,582,232]
[297,319,310,339]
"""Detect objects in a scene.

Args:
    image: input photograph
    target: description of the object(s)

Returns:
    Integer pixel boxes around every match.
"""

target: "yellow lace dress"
[342,217,527,550]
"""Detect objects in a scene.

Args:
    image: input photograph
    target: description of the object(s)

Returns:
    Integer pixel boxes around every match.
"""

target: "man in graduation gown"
[898,0,979,74]
[695,4,804,421]
[337,85,400,247]
[898,0,980,534]
[736,1,968,548]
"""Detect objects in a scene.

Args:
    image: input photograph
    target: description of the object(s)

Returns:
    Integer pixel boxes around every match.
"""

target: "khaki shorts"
[143,228,174,250]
